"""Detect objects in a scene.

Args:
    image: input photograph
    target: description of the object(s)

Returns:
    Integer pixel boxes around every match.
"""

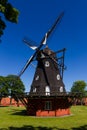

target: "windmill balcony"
[26,91,81,98]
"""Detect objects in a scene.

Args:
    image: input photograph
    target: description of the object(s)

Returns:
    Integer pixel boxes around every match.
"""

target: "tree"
[0,0,19,37]
[0,76,8,105]
[0,75,25,105]
[71,80,87,105]
[0,76,8,96]
[6,75,25,105]
[6,75,25,95]
[71,80,87,95]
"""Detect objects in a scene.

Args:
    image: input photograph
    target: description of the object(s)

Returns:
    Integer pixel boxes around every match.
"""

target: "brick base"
[27,97,71,117]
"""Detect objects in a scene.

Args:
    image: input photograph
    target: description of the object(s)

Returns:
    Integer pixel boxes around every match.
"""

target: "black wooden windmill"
[19,12,66,95]
[29,46,66,96]
[18,12,71,116]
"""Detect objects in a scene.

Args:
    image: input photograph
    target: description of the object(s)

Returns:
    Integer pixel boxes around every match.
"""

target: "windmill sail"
[23,39,38,50]
[42,33,47,45]
[18,12,64,77]
[18,55,33,77]
[40,12,64,45]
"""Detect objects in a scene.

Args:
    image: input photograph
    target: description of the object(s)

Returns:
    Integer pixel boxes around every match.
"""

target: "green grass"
[0,106,87,130]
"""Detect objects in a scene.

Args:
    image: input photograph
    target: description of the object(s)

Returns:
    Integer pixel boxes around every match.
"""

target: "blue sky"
[0,0,87,92]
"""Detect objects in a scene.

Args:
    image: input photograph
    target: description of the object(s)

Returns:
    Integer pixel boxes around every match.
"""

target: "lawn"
[0,106,87,130]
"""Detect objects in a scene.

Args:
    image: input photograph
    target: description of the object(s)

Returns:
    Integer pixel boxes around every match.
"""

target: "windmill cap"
[43,46,54,55]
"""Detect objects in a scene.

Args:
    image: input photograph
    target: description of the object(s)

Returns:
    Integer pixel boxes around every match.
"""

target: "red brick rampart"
[0,97,24,107]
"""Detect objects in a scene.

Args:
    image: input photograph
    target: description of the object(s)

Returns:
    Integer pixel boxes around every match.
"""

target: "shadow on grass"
[11,109,27,116]
[0,106,9,107]
[72,125,87,130]
[0,125,67,130]
[0,125,87,130]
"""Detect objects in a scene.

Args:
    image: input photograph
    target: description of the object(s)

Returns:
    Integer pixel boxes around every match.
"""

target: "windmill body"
[30,46,66,96]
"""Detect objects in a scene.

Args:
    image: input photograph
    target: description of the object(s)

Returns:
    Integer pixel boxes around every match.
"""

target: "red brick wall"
[83,98,87,105]
[0,97,24,107]
[27,98,71,116]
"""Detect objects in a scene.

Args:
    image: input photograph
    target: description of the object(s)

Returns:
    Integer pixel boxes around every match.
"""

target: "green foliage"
[0,76,8,96]
[71,80,87,97]
[6,75,25,94]
[0,17,6,36]
[0,75,25,97]
[0,0,19,37]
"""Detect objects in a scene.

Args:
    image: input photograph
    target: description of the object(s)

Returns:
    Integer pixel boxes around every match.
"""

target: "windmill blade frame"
[18,12,64,77]
[23,38,38,50]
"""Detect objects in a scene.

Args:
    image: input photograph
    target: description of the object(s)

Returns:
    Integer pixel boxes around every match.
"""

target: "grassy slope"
[0,106,87,130]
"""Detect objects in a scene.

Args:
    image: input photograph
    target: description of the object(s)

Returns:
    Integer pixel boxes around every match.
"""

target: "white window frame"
[57,74,60,80]
[60,86,63,92]
[45,86,50,96]
[45,61,50,67]
[35,75,39,81]
[33,87,37,93]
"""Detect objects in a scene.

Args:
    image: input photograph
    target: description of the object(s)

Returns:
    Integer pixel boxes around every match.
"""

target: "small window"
[45,86,50,95]
[33,87,37,93]
[35,75,39,81]
[45,101,52,110]
[60,86,63,92]
[57,74,60,80]
[45,61,50,67]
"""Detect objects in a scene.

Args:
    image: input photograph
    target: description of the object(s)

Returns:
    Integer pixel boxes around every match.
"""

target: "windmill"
[18,12,72,116]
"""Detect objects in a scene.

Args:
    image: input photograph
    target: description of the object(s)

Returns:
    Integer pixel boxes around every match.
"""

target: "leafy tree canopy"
[0,75,25,97]
[71,80,87,97]
[0,76,8,96]
[0,0,19,37]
